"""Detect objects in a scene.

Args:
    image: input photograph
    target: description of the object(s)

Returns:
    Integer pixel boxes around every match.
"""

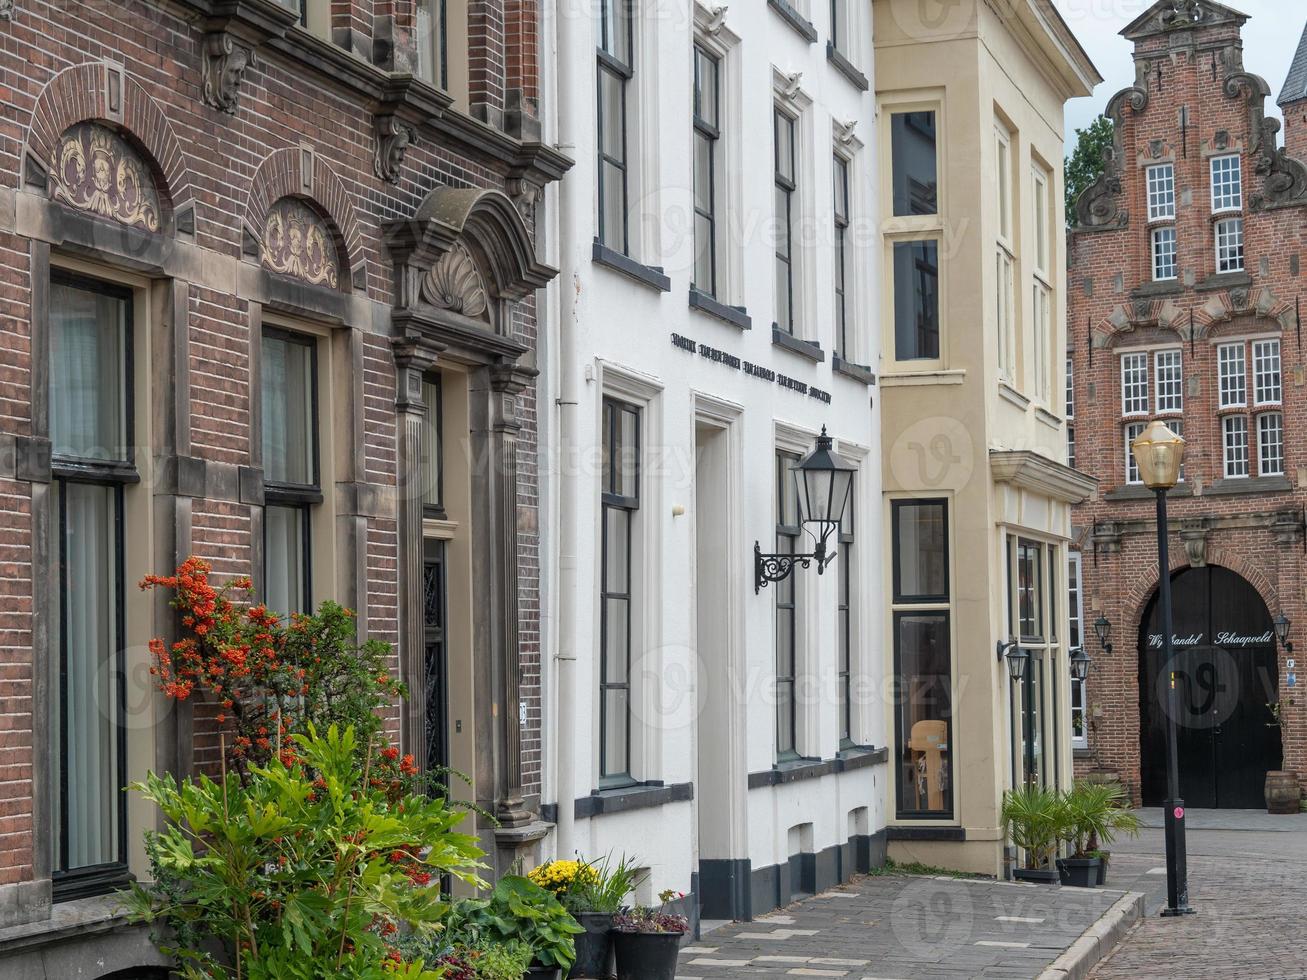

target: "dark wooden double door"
[1138,566,1282,809]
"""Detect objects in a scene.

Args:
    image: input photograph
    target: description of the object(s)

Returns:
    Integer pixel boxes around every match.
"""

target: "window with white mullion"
[1258,412,1285,477]
[1068,553,1087,750]
[1223,415,1250,479]
[1065,354,1075,419]
[1218,343,1247,407]
[1254,339,1282,405]
[1152,226,1177,281]
[1147,164,1175,222]
[1210,155,1242,213]
[1121,352,1150,416]
[1215,217,1244,274]
[1125,420,1147,485]
[1154,349,1183,414]
[996,247,1015,379]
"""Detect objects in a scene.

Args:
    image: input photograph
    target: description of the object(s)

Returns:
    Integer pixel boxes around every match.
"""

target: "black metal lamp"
[755,427,857,593]
[1275,614,1293,653]
[997,640,1028,681]
[1093,615,1113,655]
[1070,647,1091,682]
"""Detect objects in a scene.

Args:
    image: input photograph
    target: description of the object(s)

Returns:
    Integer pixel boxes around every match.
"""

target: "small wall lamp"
[1093,615,1113,655]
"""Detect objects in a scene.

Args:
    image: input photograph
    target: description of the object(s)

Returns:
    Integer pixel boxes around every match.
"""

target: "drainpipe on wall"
[551,0,583,861]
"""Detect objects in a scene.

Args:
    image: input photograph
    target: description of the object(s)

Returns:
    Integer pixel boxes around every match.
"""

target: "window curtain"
[265,504,305,616]
[262,336,313,487]
[53,481,121,871]
[50,283,125,462]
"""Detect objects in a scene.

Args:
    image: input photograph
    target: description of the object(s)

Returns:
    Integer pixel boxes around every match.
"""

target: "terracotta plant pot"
[612,931,682,980]
[569,911,616,979]
[1265,771,1301,815]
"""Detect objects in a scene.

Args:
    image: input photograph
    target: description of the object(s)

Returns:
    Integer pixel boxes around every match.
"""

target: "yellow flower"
[529,859,600,896]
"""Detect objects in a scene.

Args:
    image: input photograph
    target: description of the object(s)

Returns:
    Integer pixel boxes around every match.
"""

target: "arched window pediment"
[49,121,165,233]
[260,196,343,290]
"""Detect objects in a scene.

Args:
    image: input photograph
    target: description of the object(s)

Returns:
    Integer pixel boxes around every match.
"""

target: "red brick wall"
[1068,15,1307,801]
[0,0,544,883]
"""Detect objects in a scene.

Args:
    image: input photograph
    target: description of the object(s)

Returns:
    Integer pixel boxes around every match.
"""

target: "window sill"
[689,288,751,329]
[1205,475,1293,497]
[1034,407,1062,430]
[748,747,887,789]
[772,327,826,363]
[880,369,965,387]
[767,0,818,42]
[562,781,695,820]
[998,382,1031,411]
[832,354,876,386]
[826,43,869,91]
[1103,483,1194,502]
[1196,270,1252,292]
[592,241,671,293]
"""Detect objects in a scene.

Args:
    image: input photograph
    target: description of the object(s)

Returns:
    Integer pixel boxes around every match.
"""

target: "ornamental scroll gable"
[50,121,162,232]
[260,197,341,289]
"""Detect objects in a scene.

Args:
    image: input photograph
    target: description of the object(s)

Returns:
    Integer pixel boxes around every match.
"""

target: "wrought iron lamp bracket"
[754,540,835,594]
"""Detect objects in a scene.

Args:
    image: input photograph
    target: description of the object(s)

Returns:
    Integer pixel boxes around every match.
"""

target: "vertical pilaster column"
[394,339,439,763]
[490,363,534,826]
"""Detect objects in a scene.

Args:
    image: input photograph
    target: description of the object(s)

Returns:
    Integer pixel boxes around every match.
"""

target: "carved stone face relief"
[422,243,491,323]
[50,122,161,232]
[261,197,340,289]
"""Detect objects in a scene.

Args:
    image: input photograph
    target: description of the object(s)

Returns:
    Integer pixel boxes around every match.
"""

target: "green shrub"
[1001,784,1064,870]
[125,725,485,980]
[446,875,584,970]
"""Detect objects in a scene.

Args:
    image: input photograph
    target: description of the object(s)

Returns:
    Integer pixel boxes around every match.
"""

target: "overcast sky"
[1052,0,1306,144]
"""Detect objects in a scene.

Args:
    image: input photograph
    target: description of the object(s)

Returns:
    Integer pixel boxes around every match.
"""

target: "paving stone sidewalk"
[685,873,1135,980]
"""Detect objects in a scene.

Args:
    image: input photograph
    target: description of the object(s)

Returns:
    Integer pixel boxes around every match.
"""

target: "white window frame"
[1125,420,1147,485]
[1210,154,1243,213]
[1147,163,1176,222]
[1257,412,1285,478]
[1154,348,1183,415]
[1223,414,1250,479]
[1218,343,1247,408]
[1033,281,1051,402]
[1215,217,1244,274]
[1121,352,1150,417]
[1253,339,1282,406]
[1068,552,1087,750]
[1152,226,1177,281]
[1065,354,1075,420]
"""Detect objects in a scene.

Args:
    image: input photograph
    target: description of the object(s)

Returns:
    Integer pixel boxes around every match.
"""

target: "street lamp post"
[1130,421,1195,918]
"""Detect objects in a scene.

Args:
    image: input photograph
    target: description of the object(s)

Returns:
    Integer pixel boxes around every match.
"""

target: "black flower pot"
[612,931,682,980]
[1056,857,1102,888]
[1096,853,1111,886]
[1012,867,1060,885]
[569,911,616,979]
[526,966,563,980]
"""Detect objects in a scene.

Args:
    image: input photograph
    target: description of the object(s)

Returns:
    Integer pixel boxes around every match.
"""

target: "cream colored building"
[873,0,1100,874]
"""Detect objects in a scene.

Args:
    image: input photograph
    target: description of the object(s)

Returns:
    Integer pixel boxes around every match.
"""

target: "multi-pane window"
[49,272,132,894]
[837,502,854,746]
[692,45,720,296]
[1152,227,1177,281]
[774,107,798,334]
[1254,340,1282,404]
[1008,538,1061,788]
[890,111,937,217]
[600,398,639,784]
[1147,164,1175,221]
[1065,355,1075,420]
[775,449,801,759]
[995,126,1015,378]
[1216,218,1244,274]
[833,154,850,358]
[1223,415,1250,478]
[596,0,633,252]
[893,241,940,360]
[1067,425,1077,470]
[891,500,952,818]
[1258,413,1285,477]
[1155,349,1183,414]
[1033,282,1052,400]
[415,0,448,90]
[262,329,318,616]
[995,125,1012,242]
[1125,420,1147,484]
[1121,352,1150,416]
[1219,343,1247,407]
[1210,155,1242,212]
[1068,555,1087,750]
[1033,166,1051,275]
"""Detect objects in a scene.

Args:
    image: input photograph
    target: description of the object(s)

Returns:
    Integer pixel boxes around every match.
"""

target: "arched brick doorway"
[1138,565,1283,808]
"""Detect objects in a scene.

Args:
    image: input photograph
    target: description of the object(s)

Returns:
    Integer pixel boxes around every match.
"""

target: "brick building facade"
[0,0,565,970]
[1068,0,1307,808]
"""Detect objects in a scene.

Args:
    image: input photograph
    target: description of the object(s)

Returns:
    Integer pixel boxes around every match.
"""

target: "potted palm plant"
[1088,783,1140,885]
[1001,784,1064,884]
[611,891,689,980]
[1057,783,1109,887]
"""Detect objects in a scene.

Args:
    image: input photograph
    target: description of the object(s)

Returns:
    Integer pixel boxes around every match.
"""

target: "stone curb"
[1036,891,1145,980]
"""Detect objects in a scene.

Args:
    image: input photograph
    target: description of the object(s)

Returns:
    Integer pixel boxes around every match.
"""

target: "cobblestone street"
[685,872,1133,979]
[1090,810,1307,979]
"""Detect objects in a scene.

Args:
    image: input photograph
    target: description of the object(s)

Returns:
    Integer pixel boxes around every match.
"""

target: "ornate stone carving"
[1221,69,1307,211]
[374,115,415,184]
[0,0,13,21]
[1179,520,1209,569]
[1158,0,1207,28]
[703,5,728,35]
[422,244,490,321]
[50,122,161,232]
[203,31,258,114]
[1075,83,1149,231]
[260,197,339,288]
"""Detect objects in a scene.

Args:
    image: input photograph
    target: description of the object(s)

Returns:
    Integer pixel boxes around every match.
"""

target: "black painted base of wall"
[698,830,887,922]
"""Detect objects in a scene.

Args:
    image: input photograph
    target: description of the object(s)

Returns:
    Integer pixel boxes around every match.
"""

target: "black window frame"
[261,326,321,616]
[837,498,854,747]
[833,153,851,359]
[48,269,136,901]
[692,43,721,297]
[421,373,445,518]
[597,0,635,255]
[774,106,798,335]
[600,397,640,787]
[775,448,802,761]
[891,498,950,604]
[830,0,846,52]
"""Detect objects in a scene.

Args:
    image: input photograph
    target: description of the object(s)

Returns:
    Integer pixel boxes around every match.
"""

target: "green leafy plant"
[1064,115,1116,227]
[1001,784,1065,870]
[446,875,584,970]
[124,724,486,980]
[556,854,644,915]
